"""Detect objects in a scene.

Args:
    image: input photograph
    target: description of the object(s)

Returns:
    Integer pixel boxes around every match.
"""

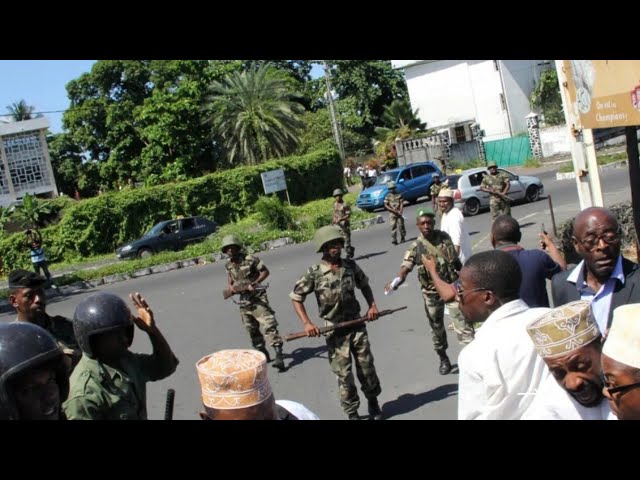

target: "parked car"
[444,167,544,216]
[356,161,443,212]
[116,216,218,259]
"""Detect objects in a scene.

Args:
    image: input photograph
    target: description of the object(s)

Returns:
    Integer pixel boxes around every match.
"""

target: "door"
[498,169,524,201]
[155,220,181,252]
[179,217,204,246]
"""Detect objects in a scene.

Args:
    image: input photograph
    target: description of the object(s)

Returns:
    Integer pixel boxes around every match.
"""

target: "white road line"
[472,212,539,249]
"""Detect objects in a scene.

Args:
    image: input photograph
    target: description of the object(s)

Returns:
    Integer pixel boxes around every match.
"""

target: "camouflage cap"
[332,188,343,197]
[416,206,436,219]
[526,300,600,359]
[602,304,640,369]
[196,349,272,409]
[8,269,47,290]
[487,161,498,168]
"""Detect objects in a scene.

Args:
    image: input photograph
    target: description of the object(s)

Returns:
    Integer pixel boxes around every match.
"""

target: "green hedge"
[0,148,342,269]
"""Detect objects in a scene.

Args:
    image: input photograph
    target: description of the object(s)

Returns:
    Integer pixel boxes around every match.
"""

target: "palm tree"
[374,99,427,142]
[203,63,305,165]
[11,193,54,230]
[6,99,37,121]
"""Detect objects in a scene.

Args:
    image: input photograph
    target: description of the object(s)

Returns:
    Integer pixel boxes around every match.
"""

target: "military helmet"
[388,181,396,189]
[487,161,498,169]
[0,322,68,420]
[221,235,243,253]
[433,173,440,178]
[313,225,344,253]
[332,189,344,197]
[73,292,134,358]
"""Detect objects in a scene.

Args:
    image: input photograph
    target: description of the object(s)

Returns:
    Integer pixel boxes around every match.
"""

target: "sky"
[0,61,325,135]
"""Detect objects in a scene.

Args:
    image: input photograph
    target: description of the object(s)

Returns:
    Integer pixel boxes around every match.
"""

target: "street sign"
[260,169,287,194]
[563,60,640,128]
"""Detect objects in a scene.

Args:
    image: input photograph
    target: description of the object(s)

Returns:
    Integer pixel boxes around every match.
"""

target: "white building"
[392,60,550,142]
[0,117,58,207]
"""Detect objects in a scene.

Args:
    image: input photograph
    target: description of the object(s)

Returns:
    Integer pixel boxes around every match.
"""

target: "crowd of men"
[2,169,640,421]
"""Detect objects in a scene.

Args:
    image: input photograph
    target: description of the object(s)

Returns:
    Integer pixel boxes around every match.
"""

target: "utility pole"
[323,61,346,161]
[555,60,604,209]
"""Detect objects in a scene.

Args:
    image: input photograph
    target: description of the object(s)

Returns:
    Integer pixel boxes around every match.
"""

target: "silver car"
[445,167,544,216]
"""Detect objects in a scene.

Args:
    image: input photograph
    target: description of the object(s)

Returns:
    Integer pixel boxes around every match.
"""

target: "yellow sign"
[563,60,640,128]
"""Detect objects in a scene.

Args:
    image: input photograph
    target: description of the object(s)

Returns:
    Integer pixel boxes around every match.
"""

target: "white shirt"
[275,400,320,420]
[522,371,616,420]
[440,207,472,265]
[458,299,549,420]
[565,256,625,334]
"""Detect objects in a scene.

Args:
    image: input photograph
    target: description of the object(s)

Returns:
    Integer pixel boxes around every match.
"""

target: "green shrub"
[255,196,295,231]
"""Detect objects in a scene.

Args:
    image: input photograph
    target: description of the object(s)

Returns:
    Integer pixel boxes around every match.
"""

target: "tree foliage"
[530,69,564,126]
[6,99,38,121]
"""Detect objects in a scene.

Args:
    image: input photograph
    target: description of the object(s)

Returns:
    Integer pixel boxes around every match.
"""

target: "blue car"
[356,161,443,211]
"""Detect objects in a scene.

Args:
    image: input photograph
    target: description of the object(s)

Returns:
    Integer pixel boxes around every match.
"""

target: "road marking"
[472,212,539,249]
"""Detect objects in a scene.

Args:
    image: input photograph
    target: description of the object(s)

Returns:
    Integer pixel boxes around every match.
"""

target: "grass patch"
[523,158,542,168]
[597,152,627,165]
[558,162,574,173]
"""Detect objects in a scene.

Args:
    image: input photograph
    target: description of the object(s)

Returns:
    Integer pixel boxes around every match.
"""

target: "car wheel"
[526,185,540,203]
[138,248,153,259]
[464,198,481,216]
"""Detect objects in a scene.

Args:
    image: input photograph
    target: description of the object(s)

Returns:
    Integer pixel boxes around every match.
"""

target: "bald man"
[551,207,640,334]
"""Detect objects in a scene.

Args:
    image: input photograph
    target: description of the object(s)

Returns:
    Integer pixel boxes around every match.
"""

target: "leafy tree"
[530,69,564,126]
[203,63,306,165]
[374,99,426,142]
[6,99,38,121]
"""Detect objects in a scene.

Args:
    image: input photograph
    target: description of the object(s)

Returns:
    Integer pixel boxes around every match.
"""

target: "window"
[425,164,437,174]
[469,172,485,187]
[400,169,412,181]
[411,165,428,177]
[181,218,196,230]
[499,169,516,181]
[454,126,467,143]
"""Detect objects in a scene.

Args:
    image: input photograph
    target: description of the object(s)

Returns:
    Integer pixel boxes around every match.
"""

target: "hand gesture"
[130,292,155,332]
[539,231,553,250]
[421,254,437,272]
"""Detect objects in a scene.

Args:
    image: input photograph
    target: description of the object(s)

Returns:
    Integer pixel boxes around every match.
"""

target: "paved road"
[0,167,631,420]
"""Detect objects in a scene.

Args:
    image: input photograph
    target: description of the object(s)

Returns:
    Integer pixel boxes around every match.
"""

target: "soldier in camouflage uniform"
[332,189,355,259]
[480,162,511,221]
[222,235,285,371]
[290,225,383,420]
[430,174,443,212]
[385,207,461,375]
[383,181,405,245]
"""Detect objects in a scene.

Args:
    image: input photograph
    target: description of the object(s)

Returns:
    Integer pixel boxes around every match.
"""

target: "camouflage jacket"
[289,259,369,323]
[333,201,351,227]
[225,254,268,302]
[384,192,403,214]
[430,183,443,197]
[401,230,460,293]
[481,172,510,197]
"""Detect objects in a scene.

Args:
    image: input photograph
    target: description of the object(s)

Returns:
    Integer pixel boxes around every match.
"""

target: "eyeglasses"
[576,229,621,251]
[601,373,640,397]
[454,280,491,304]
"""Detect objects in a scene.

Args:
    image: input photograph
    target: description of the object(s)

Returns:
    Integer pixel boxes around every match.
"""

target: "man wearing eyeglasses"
[601,303,640,420]
[551,207,640,335]
[454,250,549,420]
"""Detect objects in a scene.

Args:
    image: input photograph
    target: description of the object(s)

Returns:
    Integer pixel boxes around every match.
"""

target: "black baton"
[164,389,175,420]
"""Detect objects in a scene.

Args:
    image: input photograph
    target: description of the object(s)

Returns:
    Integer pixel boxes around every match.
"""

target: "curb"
[0,216,383,314]
[555,159,628,180]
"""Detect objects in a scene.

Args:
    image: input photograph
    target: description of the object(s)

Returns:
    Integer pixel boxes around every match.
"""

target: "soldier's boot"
[348,412,362,420]
[347,246,355,259]
[437,349,452,375]
[257,346,271,363]
[392,239,397,245]
[367,398,384,420]
[272,345,285,371]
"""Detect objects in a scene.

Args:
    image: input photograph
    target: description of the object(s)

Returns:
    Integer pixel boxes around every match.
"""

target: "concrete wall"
[501,60,548,136]
[450,141,480,163]
[539,125,571,157]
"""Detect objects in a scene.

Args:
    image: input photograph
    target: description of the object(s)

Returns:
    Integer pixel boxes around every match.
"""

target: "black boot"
[437,349,452,375]
[257,346,271,363]
[367,398,384,420]
[272,345,285,371]
[348,412,361,420]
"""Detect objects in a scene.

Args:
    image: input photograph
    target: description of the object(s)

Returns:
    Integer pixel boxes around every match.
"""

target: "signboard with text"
[260,168,287,194]
[563,60,640,128]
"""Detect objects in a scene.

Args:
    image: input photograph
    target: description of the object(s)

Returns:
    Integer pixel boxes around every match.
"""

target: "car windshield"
[375,173,397,185]
[145,223,166,237]
[444,175,461,189]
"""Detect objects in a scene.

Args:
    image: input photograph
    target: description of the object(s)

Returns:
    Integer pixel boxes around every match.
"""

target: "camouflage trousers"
[390,214,406,243]
[421,292,448,351]
[446,302,475,345]
[338,224,352,250]
[326,325,381,416]
[239,299,283,349]
[489,198,511,221]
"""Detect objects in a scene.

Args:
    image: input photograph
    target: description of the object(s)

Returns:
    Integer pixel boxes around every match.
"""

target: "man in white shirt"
[457,250,549,420]
[437,189,472,265]
[522,300,614,420]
